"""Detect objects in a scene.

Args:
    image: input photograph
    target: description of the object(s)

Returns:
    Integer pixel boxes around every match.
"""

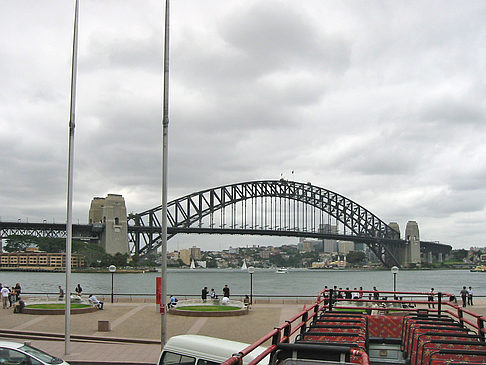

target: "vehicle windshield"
[19,344,64,364]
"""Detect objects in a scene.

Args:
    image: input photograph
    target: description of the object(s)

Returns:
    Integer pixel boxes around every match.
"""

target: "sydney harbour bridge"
[0,180,451,268]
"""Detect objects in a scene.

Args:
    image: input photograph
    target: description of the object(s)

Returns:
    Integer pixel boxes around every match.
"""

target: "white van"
[158,335,270,365]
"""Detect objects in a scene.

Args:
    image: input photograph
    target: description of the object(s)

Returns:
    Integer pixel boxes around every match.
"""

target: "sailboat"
[190,259,196,269]
[241,259,248,270]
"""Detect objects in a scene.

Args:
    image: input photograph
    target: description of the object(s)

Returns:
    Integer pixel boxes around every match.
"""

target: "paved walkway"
[1,298,486,364]
[0,299,304,364]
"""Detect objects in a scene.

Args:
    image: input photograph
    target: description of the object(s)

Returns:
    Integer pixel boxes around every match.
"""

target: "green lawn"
[176,305,241,312]
[26,303,91,309]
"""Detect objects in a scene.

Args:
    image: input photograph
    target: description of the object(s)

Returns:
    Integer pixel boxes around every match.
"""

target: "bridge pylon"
[89,194,129,255]
[404,220,421,266]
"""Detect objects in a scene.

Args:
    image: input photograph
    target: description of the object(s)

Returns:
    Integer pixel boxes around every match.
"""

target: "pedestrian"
[75,284,82,296]
[1,286,10,309]
[352,288,360,300]
[201,286,209,302]
[168,295,178,308]
[359,287,364,298]
[428,288,435,309]
[373,286,379,301]
[14,298,25,313]
[345,287,352,299]
[210,288,217,299]
[88,294,104,310]
[58,285,65,300]
[468,286,473,306]
[10,285,17,306]
[223,284,230,298]
[14,283,21,296]
[460,286,468,307]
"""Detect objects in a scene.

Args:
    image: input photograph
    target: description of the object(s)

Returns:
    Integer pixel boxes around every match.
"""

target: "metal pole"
[250,273,253,305]
[65,0,79,356]
[111,272,114,303]
[393,273,397,292]
[160,0,170,349]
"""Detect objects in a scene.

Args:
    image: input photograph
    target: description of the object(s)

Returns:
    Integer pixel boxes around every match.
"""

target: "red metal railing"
[222,289,484,365]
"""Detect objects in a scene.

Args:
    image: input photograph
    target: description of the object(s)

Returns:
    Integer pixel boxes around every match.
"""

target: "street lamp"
[109,265,117,303]
[391,266,399,292]
[248,266,255,305]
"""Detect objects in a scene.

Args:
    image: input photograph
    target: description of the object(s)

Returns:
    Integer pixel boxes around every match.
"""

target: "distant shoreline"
[0,267,157,274]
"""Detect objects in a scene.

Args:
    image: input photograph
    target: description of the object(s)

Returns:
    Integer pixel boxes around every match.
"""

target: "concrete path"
[0,300,304,364]
[1,298,485,364]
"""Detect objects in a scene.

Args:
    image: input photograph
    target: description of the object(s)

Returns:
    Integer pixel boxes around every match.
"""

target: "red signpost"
[156,277,161,304]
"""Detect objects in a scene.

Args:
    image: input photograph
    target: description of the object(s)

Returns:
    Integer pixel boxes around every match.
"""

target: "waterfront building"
[190,246,202,260]
[0,247,85,270]
[338,241,354,254]
[179,249,191,265]
[319,224,338,253]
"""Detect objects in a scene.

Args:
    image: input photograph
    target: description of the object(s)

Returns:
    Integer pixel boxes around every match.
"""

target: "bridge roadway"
[1,296,486,364]
[0,221,452,268]
[0,221,404,244]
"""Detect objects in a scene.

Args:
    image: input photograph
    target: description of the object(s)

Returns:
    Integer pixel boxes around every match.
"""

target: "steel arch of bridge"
[128,180,403,266]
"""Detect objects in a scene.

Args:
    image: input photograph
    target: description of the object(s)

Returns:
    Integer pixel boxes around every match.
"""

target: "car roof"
[0,341,23,350]
[163,335,269,364]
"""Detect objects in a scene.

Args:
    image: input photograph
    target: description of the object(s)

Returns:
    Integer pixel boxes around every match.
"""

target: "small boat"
[241,259,248,270]
[190,259,196,270]
[275,267,288,274]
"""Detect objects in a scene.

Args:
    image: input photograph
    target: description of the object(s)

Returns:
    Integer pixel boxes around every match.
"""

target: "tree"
[346,251,366,265]
[451,249,468,261]
[4,235,37,252]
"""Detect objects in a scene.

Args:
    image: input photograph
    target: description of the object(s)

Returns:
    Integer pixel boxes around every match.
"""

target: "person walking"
[467,286,473,306]
[460,286,468,307]
[1,286,10,309]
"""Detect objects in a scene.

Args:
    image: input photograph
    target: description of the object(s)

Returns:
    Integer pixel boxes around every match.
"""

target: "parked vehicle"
[158,335,268,365]
[0,340,69,365]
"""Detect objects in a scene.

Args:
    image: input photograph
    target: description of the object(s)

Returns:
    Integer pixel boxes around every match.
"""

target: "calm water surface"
[0,269,483,297]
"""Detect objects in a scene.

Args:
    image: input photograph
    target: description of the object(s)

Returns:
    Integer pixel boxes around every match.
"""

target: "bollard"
[98,320,111,332]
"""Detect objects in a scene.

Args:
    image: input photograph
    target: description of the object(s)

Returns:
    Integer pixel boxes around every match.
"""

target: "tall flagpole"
[160,0,170,347]
[65,0,79,355]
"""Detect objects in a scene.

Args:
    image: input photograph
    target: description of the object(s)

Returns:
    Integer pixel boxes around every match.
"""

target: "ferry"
[222,288,486,365]
[276,268,288,274]
[470,265,486,272]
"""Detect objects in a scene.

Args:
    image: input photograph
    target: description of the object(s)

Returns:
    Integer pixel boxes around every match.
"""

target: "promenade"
[0,298,306,364]
[1,298,486,364]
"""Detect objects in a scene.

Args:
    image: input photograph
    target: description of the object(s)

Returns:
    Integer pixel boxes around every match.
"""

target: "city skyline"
[1,1,485,250]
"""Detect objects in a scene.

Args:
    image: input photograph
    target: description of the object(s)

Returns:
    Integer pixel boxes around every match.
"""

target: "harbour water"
[0,269,483,297]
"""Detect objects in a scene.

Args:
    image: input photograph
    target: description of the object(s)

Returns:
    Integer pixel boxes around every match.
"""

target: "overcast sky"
[1,0,485,251]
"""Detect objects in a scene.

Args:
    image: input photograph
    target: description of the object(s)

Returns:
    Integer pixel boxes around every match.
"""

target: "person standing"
[460,286,468,307]
[14,283,21,297]
[373,287,380,301]
[9,285,16,307]
[58,285,65,300]
[201,286,209,302]
[223,284,230,298]
[467,286,473,306]
[428,288,435,308]
[1,286,10,309]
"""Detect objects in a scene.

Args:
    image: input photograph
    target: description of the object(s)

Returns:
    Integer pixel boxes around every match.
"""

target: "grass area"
[176,305,241,312]
[26,303,91,309]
